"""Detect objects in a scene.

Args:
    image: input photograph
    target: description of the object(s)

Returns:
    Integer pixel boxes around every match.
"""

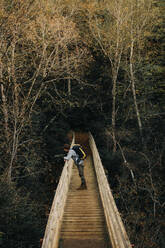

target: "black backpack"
[72,145,86,159]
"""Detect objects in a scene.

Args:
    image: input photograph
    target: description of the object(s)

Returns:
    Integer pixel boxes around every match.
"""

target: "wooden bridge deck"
[59,155,110,247]
[41,132,132,248]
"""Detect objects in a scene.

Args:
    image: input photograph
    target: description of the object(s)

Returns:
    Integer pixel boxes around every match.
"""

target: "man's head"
[64,144,70,152]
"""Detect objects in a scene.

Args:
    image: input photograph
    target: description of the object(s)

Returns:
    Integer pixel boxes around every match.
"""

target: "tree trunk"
[0,83,10,143]
[68,77,71,96]
[112,75,117,153]
[0,57,10,143]
[130,40,143,137]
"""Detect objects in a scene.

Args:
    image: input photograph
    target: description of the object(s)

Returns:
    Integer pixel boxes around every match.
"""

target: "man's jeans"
[76,160,86,184]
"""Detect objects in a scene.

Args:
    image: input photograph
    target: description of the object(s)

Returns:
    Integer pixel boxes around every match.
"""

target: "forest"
[0,0,164,247]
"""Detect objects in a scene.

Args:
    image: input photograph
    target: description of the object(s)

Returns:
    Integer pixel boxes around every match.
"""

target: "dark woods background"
[0,0,164,247]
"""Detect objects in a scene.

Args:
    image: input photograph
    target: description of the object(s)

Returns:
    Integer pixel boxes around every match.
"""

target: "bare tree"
[126,0,157,139]
[87,0,130,152]
[0,0,90,183]
[84,0,157,148]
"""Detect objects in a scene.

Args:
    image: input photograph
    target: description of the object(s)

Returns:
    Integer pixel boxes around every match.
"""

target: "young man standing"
[64,144,87,190]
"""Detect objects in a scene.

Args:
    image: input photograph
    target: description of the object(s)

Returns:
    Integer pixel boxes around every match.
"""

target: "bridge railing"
[42,133,75,248]
[89,132,132,248]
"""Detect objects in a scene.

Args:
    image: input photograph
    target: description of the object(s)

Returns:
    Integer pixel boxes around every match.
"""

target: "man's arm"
[64,149,76,161]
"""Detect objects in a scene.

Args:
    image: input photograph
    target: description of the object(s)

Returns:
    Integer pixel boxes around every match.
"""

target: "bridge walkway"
[59,155,110,247]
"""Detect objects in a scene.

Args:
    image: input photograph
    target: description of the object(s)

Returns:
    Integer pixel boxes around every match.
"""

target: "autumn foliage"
[0,0,164,247]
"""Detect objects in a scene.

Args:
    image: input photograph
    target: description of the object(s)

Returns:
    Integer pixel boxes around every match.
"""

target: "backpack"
[72,145,86,159]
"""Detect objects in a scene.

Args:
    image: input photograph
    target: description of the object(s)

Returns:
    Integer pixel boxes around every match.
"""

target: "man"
[64,144,87,190]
